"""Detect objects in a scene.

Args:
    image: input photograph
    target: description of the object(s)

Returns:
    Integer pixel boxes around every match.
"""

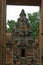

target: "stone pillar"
[0,0,6,65]
[39,0,43,65]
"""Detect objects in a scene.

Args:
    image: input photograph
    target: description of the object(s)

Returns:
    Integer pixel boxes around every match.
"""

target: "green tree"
[6,20,16,32]
[28,12,40,40]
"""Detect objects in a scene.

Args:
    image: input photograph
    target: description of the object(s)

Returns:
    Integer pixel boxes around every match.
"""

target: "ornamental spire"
[20,9,26,16]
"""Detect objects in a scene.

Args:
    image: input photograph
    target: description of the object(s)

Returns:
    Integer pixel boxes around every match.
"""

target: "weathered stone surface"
[12,9,34,65]
[0,0,6,65]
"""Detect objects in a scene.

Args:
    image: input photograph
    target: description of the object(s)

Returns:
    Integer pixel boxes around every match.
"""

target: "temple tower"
[12,9,34,65]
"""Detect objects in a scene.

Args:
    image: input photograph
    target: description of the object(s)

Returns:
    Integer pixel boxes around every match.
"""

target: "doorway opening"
[6,5,40,65]
[21,49,25,57]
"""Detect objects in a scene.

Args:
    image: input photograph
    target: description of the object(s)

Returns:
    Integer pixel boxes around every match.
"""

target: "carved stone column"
[0,0,6,65]
[39,0,43,65]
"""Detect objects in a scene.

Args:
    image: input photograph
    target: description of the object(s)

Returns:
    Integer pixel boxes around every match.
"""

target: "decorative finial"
[20,9,26,16]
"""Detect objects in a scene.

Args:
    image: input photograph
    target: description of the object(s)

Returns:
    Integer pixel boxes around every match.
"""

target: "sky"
[6,5,39,22]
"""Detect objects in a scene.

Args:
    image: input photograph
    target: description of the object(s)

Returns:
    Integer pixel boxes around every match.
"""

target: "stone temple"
[5,9,39,65]
[12,9,34,65]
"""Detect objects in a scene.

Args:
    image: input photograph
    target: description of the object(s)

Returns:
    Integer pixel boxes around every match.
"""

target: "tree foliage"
[28,12,40,40]
[6,20,16,32]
